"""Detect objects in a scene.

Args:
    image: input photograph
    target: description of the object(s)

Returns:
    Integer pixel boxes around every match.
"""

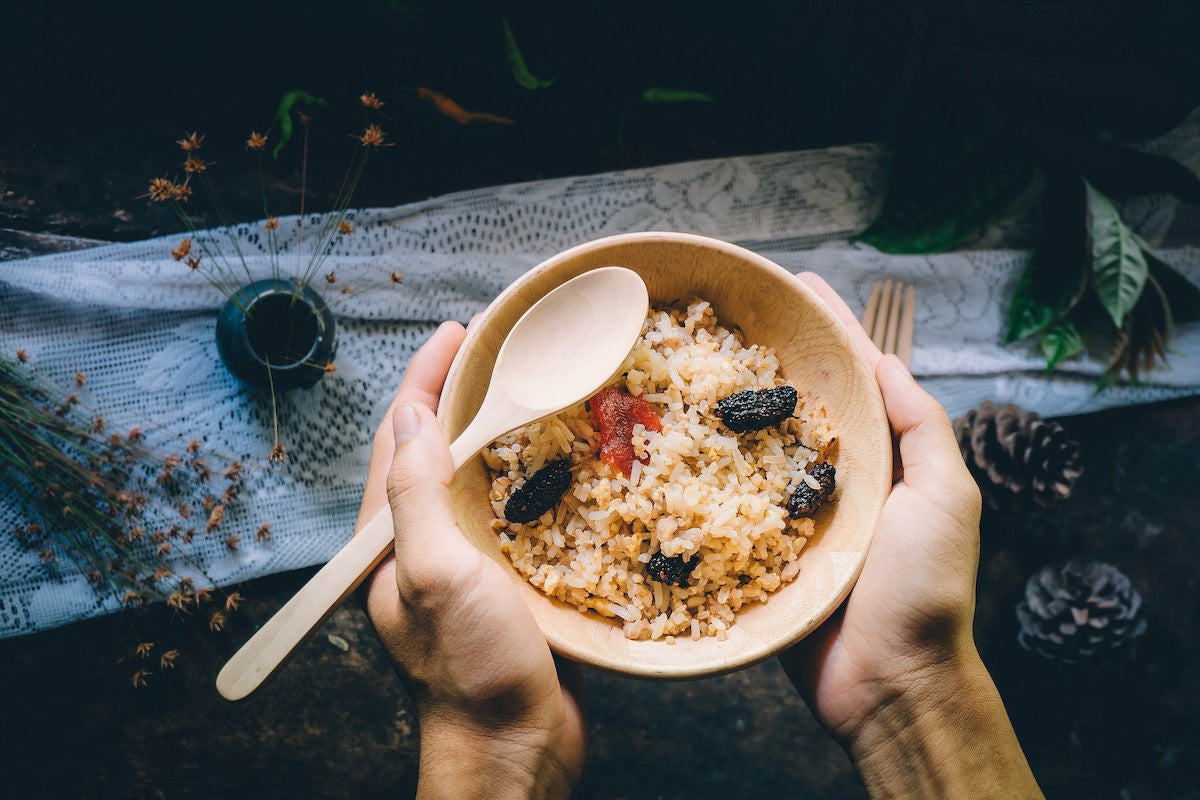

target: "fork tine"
[862,280,915,368]
[881,281,904,357]
[866,279,891,350]
[896,284,915,368]
[862,279,884,341]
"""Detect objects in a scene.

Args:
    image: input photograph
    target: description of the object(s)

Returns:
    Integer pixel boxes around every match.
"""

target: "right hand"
[780,273,984,743]
[779,273,1042,799]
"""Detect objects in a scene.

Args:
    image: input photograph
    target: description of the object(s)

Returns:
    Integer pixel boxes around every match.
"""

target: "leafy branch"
[855,136,1200,386]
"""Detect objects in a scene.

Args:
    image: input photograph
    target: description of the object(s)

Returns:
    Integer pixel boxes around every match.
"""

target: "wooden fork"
[862,280,915,368]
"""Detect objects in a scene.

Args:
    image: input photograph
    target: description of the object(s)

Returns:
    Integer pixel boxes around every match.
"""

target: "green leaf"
[272,90,328,161]
[1040,318,1085,372]
[1085,181,1147,328]
[1144,249,1200,324]
[640,88,715,104]
[1005,171,1089,343]
[502,18,555,90]
[854,138,1036,254]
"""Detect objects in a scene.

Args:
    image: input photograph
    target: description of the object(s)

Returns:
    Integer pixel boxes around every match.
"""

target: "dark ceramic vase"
[215,279,337,390]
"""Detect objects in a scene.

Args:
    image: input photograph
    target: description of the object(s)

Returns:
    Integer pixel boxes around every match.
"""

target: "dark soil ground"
[2,2,1199,798]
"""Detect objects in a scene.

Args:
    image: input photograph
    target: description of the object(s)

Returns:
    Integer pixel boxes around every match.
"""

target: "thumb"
[386,401,463,567]
[876,355,980,515]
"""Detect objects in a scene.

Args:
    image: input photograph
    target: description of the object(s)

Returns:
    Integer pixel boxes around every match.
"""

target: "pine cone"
[953,401,1083,509]
[1016,560,1147,664]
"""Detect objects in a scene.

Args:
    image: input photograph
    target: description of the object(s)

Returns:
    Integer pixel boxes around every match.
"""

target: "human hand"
[358,321,586,800]
[779,274,1042,799]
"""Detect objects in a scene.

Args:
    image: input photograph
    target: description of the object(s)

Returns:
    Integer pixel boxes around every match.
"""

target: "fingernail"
[393,403,421,444]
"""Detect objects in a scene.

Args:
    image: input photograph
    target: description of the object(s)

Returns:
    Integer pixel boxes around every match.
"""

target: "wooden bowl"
[438,232,891,678]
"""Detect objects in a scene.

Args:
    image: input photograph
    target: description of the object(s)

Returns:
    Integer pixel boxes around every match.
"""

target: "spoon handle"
[215,425,490,701]
[215,506,394,701]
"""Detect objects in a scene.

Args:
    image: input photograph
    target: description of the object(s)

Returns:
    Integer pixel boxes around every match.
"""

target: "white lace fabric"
[1,141,1197,637]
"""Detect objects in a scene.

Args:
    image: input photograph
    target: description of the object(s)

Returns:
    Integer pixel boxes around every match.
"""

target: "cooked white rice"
[483,299,835,641]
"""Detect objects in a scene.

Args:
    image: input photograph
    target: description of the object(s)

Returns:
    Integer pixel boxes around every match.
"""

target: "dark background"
[2,2,1199,798]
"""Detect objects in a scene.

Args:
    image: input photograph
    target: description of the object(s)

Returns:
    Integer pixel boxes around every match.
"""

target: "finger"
[359,320,466,529]
[385,400,463,575]
[875,355,978,511]
[796,272,883,369]
[387,320,468,417]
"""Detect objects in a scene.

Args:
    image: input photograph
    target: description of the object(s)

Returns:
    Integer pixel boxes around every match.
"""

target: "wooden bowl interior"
[439,232,890,678]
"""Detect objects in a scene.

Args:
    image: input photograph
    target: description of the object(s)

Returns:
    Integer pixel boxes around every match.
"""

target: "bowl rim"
[438,231,890,678]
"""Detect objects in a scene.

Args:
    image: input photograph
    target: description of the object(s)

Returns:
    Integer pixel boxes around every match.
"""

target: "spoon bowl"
[216,267,648,701]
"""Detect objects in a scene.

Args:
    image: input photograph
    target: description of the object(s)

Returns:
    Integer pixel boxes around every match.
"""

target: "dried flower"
[246,131,268,150]
[206,504,226,533]
[191,459,211,482]
[167,591,188,611]
[255,524,271,542]
[16,349,29,363]
[325,271,337,284]
[224,533,242,551]
[170,239,192,261]
[159,649,179,669]
[358,124,388,148]
[74,371,87,387]
[340,286,354,295]
[338,220,353,235]
[131,669,152,688]
[225,591,243,612]
[358,92,384,110]
[223,461,243,481]
[184,156,209,174]
[148,177,175,202]
[264,216,279,231]
[156,542,172,556]
[177,132,205,152]
[323,362,336,374]
[194,587,213,603]
[136,642,154,658]
[184,255,202,272]
[209,611,227,632]
[390,271,404,285]
[269,444,286,463]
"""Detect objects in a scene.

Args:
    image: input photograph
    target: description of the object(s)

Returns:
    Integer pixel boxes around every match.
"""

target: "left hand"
[358,321,587,800]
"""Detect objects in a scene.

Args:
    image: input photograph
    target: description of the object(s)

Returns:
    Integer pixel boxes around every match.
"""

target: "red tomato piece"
[589,387,662,477]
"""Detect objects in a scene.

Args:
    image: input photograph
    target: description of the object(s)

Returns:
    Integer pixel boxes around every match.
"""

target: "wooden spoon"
[216,266,649,701]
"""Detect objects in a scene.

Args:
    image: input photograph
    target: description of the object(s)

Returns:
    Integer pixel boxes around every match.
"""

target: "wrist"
[414,705,577,800]
[846,644,1043,800]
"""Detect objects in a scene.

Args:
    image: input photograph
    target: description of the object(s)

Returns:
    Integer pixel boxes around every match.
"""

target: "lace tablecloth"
[2,142,1198,637]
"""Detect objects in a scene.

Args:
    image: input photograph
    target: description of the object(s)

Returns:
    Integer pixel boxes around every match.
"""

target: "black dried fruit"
[786,463,836,518]
[786,483,822,518]
[809,462,836,498]
[504,459,572,524]
[647,552,696,587]
[715,385,798,433]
